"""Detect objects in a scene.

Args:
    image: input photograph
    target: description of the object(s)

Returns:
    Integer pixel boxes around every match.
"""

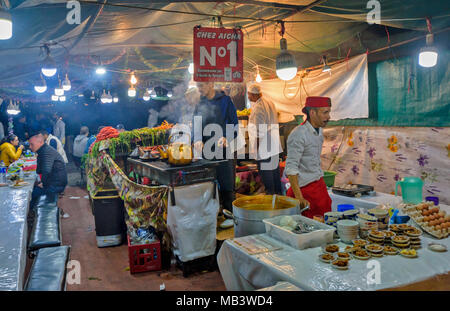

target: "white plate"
[428,243,447,252]
[322,244,340,254]
[365,244,384,253]
[331,260,349,270]
[352,252,371,260]
[370,252,384,257]
[318,253,335,263]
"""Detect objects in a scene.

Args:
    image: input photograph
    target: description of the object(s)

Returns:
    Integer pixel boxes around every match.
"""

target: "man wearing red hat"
[285,96,332,218]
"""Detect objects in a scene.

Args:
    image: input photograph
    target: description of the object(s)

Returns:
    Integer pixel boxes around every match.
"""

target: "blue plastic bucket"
[337,204,355,212]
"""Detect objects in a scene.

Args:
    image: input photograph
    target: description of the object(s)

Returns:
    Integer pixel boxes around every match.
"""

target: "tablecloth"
[218,191,450,291]
[0,176,34,291]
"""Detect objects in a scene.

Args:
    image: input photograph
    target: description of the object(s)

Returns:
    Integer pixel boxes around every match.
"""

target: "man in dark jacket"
[193,82,238,213]
[29,134,68,216]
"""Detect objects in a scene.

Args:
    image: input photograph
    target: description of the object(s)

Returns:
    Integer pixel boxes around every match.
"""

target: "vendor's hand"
[37,183,43,188]
[296,196,310,210]
[218,137,228,148]
[18,145,24,150]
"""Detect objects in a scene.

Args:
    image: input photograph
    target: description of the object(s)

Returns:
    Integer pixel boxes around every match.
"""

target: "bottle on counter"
[0,161,7,185]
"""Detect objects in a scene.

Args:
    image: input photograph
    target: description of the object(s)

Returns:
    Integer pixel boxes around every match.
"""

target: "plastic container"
[263,215,336,250]
[323,171,337,187]
[91,189,126,247]
[127,235,161,274]
[337,204,355,212]
[395,177,423,204]
[425,196,439,206]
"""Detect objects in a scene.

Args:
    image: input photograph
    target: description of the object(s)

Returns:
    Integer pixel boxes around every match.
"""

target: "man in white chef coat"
[247,83,282,195]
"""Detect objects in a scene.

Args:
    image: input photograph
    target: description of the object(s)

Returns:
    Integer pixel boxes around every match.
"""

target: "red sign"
[193,27,244,82]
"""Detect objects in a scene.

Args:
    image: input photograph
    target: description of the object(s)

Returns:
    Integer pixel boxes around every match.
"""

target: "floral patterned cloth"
[86,152,171,250]
[321,127,450,205]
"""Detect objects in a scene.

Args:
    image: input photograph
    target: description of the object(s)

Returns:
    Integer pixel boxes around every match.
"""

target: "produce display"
[153,120,174,130]
[401,201,450,239]
[96,126,120,141]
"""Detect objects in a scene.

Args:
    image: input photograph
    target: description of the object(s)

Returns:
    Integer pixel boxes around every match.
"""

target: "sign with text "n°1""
[193,27,244,82]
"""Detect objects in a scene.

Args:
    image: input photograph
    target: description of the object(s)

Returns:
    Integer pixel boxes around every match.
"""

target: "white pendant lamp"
[100,89,109,103]
[113,95,119,103]
[167,91,173,98]
[34,74,47,93]
[90,90,96,100]
[128,86,136,97]
[59,95,66,102]
[418,34,438,68]
[276,38,297,81]
[41,49,57,77]
[54,80,64,96]
[7,100,20,115]
[51,95,59,101]
[188,62,194,75]
[0,8,12,40]
[255,66,262,83]
[106,90,113,103]
[62,74,71,91]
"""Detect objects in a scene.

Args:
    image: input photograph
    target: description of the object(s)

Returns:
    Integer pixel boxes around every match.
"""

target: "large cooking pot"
[229,194,300,238]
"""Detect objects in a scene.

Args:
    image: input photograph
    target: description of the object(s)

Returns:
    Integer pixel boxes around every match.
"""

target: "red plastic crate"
[127,235,161,274]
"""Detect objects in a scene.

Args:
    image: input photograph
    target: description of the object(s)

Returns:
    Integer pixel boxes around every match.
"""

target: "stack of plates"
[365,243,384,257]
[405,228,422,249]
[392,235,411,249]
[367,230,386,245]
[336,220,359,243]
[382,230,396,245]
[357,214,378,238]
[324,212,344,228]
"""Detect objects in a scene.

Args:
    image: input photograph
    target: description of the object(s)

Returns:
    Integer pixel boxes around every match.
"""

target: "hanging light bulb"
[188,62,194,75]
[106,90,113,103]
[276,38,298,81]
[130,72,137,85]
[255,66,262,83]
[62,73,71,91]
[143,89,150,101]
[0,8,12,40]
[54,79,64,96]
[41,45,57,77]
[34,74,47,93]
[113,95,119,103]
[59,95,66,102]
[128,86,136,97]
[90,90,96,100]
[322,56,331,73]
[167,91,173,98]
[51,95,59,101]
[96,66,106,75]
[419,33,438,68]
[100,89,109,103]
[7,100,20,115]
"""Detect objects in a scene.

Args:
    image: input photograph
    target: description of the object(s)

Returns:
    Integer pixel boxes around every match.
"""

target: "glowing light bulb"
[188,63,194,74]
[130,73,137,85]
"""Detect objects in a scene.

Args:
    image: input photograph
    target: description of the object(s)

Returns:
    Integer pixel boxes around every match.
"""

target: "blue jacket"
[84,135,96,154]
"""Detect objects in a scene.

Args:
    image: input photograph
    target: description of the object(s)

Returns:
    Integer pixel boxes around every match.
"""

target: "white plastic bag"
[167,182,219,262]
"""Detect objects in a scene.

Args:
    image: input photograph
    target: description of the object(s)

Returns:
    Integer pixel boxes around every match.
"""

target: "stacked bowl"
[368,208,390,230]
[336,219,359,243]
[357,214,378,238]
[343,209,359,220]
[324,212,344,228]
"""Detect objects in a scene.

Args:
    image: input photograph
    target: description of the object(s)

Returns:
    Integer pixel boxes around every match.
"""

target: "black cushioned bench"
[24,245,71,291]
[28,196,61,253]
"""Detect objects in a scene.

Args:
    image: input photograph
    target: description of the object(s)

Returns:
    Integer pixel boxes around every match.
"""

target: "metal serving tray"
[331,184,374,197]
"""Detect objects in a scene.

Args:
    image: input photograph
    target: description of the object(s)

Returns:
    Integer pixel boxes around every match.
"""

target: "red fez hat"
[302,96,331,114]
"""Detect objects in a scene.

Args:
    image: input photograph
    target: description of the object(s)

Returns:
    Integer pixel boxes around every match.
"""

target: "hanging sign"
[193,26,243,82]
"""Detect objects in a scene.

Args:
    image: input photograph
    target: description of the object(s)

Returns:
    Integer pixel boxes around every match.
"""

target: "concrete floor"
[60,163,226,291]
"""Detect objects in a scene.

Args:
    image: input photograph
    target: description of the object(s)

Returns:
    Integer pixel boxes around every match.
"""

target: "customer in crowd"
[29,134,68,217]
[0,134,24,166]
[247,83,283,195]
[73,126,89,167]
[53,112,66,146]
[84,126,104,154]
[116,124,126,133]
[14,115,29,142]
[40,130,68,164]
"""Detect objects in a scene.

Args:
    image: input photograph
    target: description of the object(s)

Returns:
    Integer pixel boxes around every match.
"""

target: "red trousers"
[286,177,332,219]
